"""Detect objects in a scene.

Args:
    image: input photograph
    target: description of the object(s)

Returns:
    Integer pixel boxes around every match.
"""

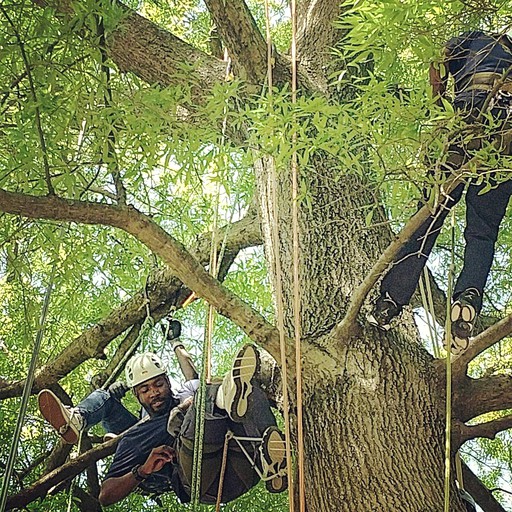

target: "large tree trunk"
[305,334,448,510]
[255,150,465,510]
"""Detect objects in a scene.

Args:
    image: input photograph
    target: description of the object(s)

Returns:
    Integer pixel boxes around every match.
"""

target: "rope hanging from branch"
[262,1,295,509]
[443,209,456,512]
[190,52,234,510]
[289,0,306,509]
[0,262,57,511]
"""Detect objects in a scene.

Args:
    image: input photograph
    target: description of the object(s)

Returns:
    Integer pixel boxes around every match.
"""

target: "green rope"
[0,263,56,512]
[190,318,210,509]
[190,53,233,509]
[443,209,456,512]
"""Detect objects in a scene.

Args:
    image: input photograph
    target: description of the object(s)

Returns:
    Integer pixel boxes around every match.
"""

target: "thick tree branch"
[0,200,263,399]
[204,0,267,83]
[454,374,512,422]
[34,0,227,105]
[452,312,512,377]
[204,0,291,88]
[455,414,512,445]
[0,190,280,358]
[5,438,118,511]
[296,0,347,92]
[462,461,508,512]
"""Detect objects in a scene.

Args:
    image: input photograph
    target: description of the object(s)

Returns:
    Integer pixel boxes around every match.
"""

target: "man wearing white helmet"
[38,321,189,445]
[98,347,200,505]
[39,320,287,505]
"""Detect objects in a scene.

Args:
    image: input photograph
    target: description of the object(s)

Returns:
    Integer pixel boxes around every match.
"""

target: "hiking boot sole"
[449,301,476,354]
[38,389,79,444]
[260,426,286,476]
[227,345,260,422]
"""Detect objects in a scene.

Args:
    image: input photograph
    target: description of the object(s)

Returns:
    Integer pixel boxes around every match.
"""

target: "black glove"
[108,381,129,401]
[161,320,182,341]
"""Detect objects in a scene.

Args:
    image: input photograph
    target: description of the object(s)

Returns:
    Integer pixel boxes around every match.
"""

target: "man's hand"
[138,445,176,477]
[161,320,182,341]
[167,396,194,436]
[108,381,129,400]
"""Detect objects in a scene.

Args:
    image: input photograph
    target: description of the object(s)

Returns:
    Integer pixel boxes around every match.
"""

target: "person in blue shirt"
[38,321,195,445]
[39,321,287,506]
[368,30,512,353]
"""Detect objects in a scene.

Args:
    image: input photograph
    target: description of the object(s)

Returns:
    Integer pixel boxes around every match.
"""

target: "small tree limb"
[334,171,465,340]
[5,438,118,511]
[452,311,512,377]
[455,414,512,445]
[462,461,508,512]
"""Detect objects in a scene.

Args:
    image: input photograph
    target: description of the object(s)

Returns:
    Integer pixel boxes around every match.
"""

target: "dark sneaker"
[260,426,288,493]
[450,288,480,354]
[367,293,402,331]
[217,344,260,422]
[38,389,85,444]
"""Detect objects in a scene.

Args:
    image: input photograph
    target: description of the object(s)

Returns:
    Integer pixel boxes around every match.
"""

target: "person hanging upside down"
[368,30,512,353]
[38,321,287,506]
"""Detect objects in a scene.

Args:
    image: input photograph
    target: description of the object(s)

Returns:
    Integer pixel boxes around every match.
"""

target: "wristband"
[172,340,185,351]
[131,464,148,482]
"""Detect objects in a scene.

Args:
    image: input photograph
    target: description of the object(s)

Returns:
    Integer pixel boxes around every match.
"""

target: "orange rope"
[263,2,299,511]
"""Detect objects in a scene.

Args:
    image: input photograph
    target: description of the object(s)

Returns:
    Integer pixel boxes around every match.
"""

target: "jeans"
[380,93,512,310]
[75,389,138,434]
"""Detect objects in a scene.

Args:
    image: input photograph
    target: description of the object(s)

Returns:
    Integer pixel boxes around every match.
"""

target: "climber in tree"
[368,30,512,353]
[38,320,193,444]
[39,321,287,506]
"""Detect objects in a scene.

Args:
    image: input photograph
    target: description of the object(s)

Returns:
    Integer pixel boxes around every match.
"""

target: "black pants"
[173,384,277,504]
[380,94,512,310]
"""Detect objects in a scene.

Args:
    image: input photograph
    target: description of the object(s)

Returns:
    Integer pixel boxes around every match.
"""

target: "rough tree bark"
[2,1,512,511]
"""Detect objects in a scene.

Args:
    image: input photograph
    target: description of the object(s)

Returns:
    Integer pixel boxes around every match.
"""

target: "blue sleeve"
[104,437,142,480]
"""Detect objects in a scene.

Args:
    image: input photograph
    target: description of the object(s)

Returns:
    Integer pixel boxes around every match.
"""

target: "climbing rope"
[289,0,306,509]
[190,52,233,509]
[263,2,296,511]
[0,261,56,512]
[443,209,456,512]
[215,431,232,512]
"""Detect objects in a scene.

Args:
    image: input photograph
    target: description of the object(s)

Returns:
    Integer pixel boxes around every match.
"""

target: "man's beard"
[148,395,173,416]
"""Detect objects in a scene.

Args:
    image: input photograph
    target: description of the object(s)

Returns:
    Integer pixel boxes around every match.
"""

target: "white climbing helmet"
[125,352,167,388]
